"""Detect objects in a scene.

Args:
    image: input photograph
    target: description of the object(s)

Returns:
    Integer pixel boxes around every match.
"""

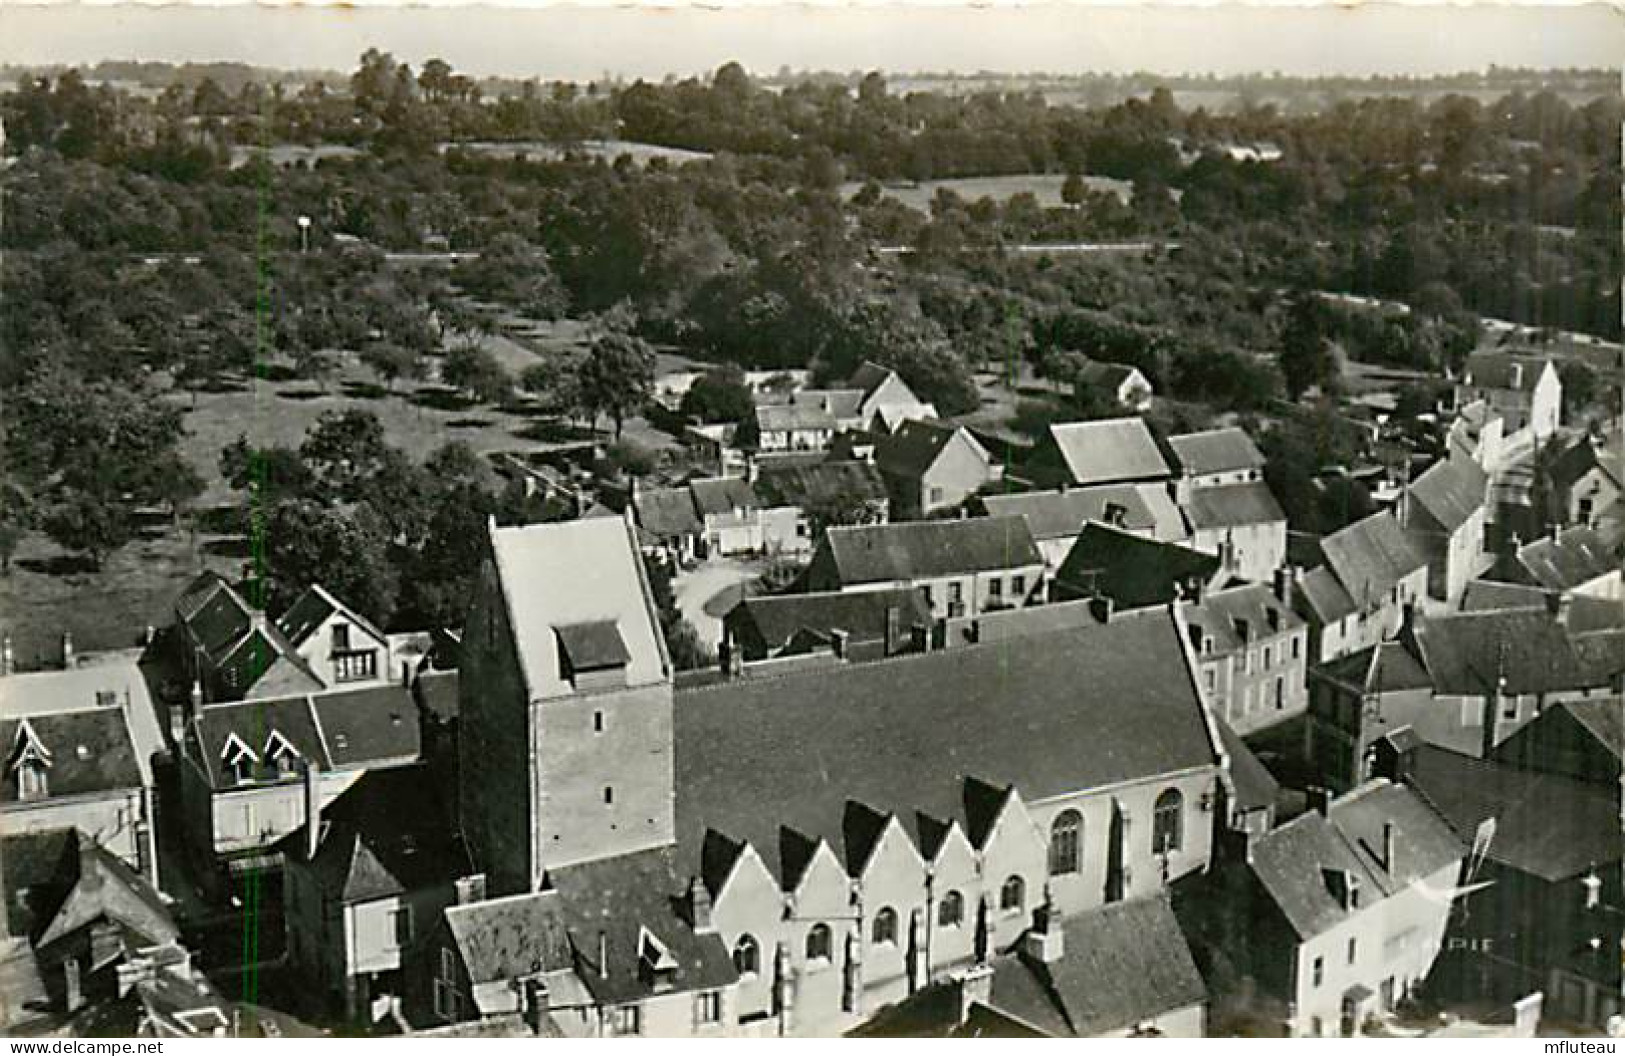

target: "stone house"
[981,482,1188,573]
[1167,427,1267,494]
[1183,482,1288,586]
[1453,351,1561,448]
[874,420,999,518]
[1399,455,1491,606]
[1286,511,1429,665]
[1030,417,1172,489]
[1181,577,1308,736]
[1548,433,1622,530]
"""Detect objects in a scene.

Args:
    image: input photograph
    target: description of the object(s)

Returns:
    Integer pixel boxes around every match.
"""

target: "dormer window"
[265,731,301,777]
[221,733,258,786]
[555,621,631,692]
[638,927,678,991]
[10,720,53,802]
[16,758,48,801]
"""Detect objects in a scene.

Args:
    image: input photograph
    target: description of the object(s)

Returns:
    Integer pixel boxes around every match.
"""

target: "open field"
[842,173,1135,211]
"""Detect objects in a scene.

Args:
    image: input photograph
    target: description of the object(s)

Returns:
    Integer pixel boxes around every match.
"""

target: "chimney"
[1189,577,1206,606]
[1273,565,1295,606]
[454,873,487,905]
[303,760,322,861]
[598,931,609,980]
[689,875,713,933]
[1020,890,1065,964]
[63,956,84,1013]
[1089,594,1115,624]
[1582,871,1602,910]
[60,631,74,670]
[1382,822,1397,876]
[830,628,850,660]
[955,963,995,1025]
[1510,362,1524,390]
[1552,592,1573,628]
[521,977,551,1035]
[884,606,903,657]
[1306,786,1332,817]
[1,634,12,676]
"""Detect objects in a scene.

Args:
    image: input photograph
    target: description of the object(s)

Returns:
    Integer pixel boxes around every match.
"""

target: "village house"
[274,584,398,689]
[1389,744,1622,1030]
[1182,482,1289,585]
[1052,521,1223,611]
[169,572,324,704]
[688,476,800,558]
[1547,432,1622,530]
[981,482,1189,573]
[1444,401,1507,474]
[873,420,999,518]
[1493,697,1621,787]
[1167,427,1267,493]
[803,516,1045,620]
[1453,351,1561,446]
[1181,779,1464,1037]
[1073,359,1155,414]
[432,514,1233,1037]
[1286,511,1429,664]
[1181,577,1309,736]
[847,361,938,433]
[281,764,474,1021]
[753,460,890,551]
[1490,525,1622,600]
[632,485,705,565]
[1,659,164,880]
[176,683,421,880]
[1030,418,1173,489]
[720,588,930,667]
[753,400,845,454]
[1399,455,1491,606]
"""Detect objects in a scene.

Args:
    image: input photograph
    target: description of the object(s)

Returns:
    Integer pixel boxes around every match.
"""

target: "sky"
[3,2,1623,81]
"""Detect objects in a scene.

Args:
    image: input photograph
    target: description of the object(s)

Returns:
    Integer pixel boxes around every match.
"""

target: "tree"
[360,341,424,392]
[263,499,398,625]
[1278,293,1339,401]
[576,315,655,440]
[678,368,753,424]
[219,436,314,503]
[0,476,34,574]
[299,409,392,503]
[441,344,512,404]
[1061,172,1088,207]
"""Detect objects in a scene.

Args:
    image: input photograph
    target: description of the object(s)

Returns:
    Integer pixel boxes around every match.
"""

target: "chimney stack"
[1020,890,1065,964]
[521,978,551,1035]
[689,876,713,933]
[304,760,322,861]
[830,628,851,661]
[1273,565,1296,606]
[1089,594,1115,624]
[1,634,12,677]
[60,631,74,670]
[1307,786,1332,817]
[955,963,994,1025]
[454,873,487,905]
[1582,871,1602,910]
[1552,591,1573,628]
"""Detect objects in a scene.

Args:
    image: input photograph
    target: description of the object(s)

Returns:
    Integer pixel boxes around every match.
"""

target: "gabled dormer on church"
[10,719,53,801]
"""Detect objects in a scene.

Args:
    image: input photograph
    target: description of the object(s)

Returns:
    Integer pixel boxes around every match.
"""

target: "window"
[1049,810,1082,876]
[1312,955,1324,987]
[1310,1016,1324,1036]
[1264,645,1273,668]
[593,711,604,733]
[1204,669,1216,693]
[805,923,832,963]
[603,786,614,806]
[333,649,377,683]
[1152,789,1183,855]
[1275,678,1285,710]
[928,486,944,505]
[1292,637,1300,660]
[433,948,460,1021]
[393,906,413,946]
[695,990,722,1026]
[989,577,1003,600]
[949,582,963,604]
[1501,697,1518,721]
[230,754,254,786]
[1347,937,1357,965]
[921,585,933,607]
[611,1004,642,1036]
[331,624,351,651]
[16,760,47,801]
[1000,875,1025,913]
[732,935,759,977]
[871,907,898,946]
[938,891,964,927]
[1012,574,1026,597]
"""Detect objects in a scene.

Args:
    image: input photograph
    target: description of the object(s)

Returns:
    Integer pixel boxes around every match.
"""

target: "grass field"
[842,173,1136,211]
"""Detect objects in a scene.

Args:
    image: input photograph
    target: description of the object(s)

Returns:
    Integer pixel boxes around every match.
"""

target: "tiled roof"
[212,622,323,700]
[848,361,894,397]
[1168,427,1266,477]
[275,584,387,651]
[1411,609,1607,697]
[34,836,179,950]
[1318,641,1433,695]
[1249,779,1463,941]
[1047,418,1171,486]
[1407,458,1488,535]
[874,420,977,480]
[985,895,1206,1037]
[180,581,256,662]
[755,402,836,433]
[1503,526,1617,592]
[726,588,930,657]
[982,484,1167,542]
[1294,565,1356,624]
[792,388,865,420]
[488,518,668,702]
[1405,745,1619,882]
[1184,481,1285,530]
[1055,522,1221,610]
[674,610,1218,884]
[755,460,887,508]
[0,708,143,800]
[633,486,702,540]
[688,476,761,517]
[1318,512,1426,609]
[821,516,1042,585]
[282,764,470,903]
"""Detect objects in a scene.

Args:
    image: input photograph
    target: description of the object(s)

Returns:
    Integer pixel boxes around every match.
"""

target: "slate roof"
[2,829,79,938]
[188,683,419,790]
[820,516,1042,585]
[674,609,1219,884]
[1181,582,1303,655]
[1055,522,1222,609]
[633,486,702,540]
[984,895,1206,1037]
[1318,512,1426,610]
[1248,779,1463,941]
[488,518,669,702]
[792,388,866,420]
[1216,717,1279,816]
[1405,745,1620,882]
[755,460,887,508]
[848,361,895,397]
[274,584,387,651]
[1410,609,1609,697]
[1184,481,1286,531]
[1318,641,1433,695]
[1,708,144,801]
[688,476,760,517]
[726,588,931,657]
[1502,526,1617,591]
[1294,565,1358,624]
[1405,458,1487,534]
[1550,436,1623,491]
[0,659,165,785]
[982,484,1175,543]
[1459,580,1624,635]
[1462,351,1552,393]
[446,890,575,990]
[414,669,461,724]
[1559,699,1625,761]
[546,847,737,1005]
[755,402,837,433]
[2,830,178,948]
[1046,418,1171,486]
[1168,427,1266,478]
[874,420,977,480]
[175,573,255,659]
[555,621,632,672]
[282,764,469,903]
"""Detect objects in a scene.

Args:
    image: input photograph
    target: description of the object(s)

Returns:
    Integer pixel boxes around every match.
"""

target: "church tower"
[458,514,676,895]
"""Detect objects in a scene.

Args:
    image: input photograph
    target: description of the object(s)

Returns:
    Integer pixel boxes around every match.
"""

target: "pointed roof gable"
[1319,511,1426,608]
[1406,457,1487,534]
[1168,427,1265,478]
[1045,418,1171,486]
[275,584,388,651]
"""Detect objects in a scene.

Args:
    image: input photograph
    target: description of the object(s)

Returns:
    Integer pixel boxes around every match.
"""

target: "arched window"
[871,907,898,946]
[1049,810,1083,876]
[805,923,832,962]
[1153,789,1184,855]
[938,890,964,927]
[732,934,759,976]
[999,875,1025,913]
